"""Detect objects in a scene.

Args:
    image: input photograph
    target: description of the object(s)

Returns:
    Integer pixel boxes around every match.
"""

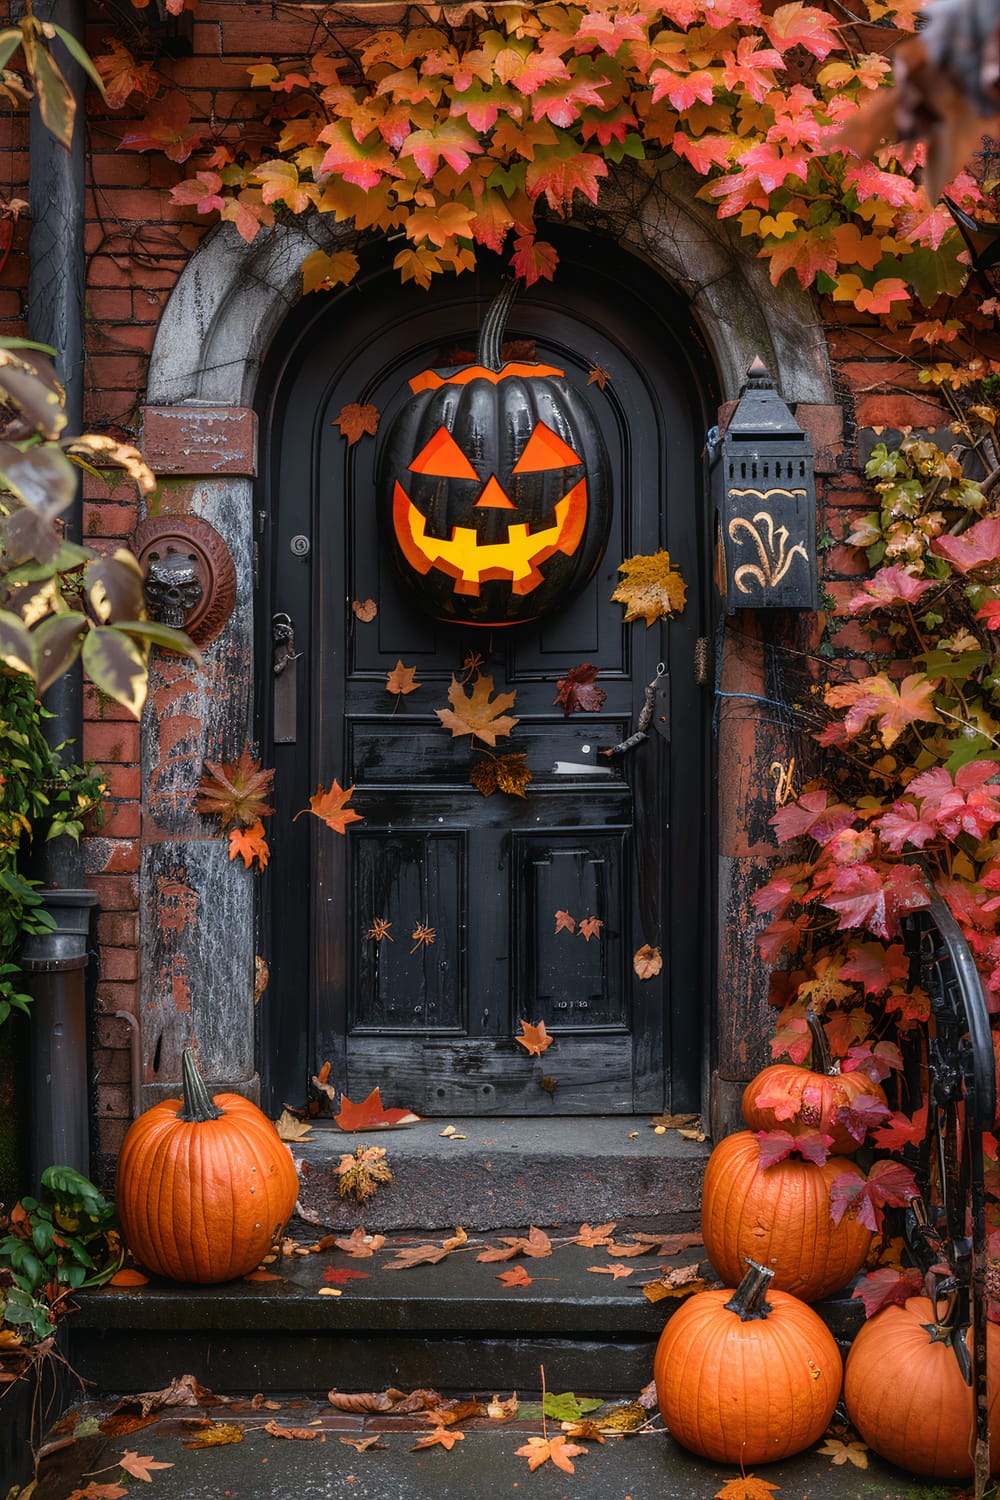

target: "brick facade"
[0,2,954,1177]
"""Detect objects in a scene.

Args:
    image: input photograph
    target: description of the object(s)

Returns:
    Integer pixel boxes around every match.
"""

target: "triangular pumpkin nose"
[474,475,516,510]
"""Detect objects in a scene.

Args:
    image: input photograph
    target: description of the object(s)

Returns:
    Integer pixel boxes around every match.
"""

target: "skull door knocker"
[143,546,204,628]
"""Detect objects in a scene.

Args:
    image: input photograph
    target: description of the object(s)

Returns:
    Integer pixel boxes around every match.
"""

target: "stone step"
[292,1116,710,1232]
[69,1224,863,1400]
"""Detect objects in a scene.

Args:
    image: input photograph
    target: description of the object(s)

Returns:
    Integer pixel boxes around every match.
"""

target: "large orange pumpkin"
[116,1048,299,1283]
[376,280,611,627]
[655,1258,842,1465]
[845,1295,1000,1479]
[701,1130,873,1302]
[742,1061,887,1156]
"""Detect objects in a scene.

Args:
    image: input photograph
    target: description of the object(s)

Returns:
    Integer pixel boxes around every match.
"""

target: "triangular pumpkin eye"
[409,426,479,480]
[512,421,582,474]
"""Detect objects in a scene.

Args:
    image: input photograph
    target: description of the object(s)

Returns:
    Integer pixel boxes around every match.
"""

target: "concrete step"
[292,1116,710,1232]
[69,1224,863,1399]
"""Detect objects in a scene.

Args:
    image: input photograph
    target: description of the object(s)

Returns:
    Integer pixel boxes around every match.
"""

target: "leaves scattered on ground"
[819,1435,869,1468]
[112,1374,229,1418]
[339,1435,388,1452]
[383,1228,468,1270]
[516,1433,587,1473]
[496,1264,535,1287]
[477,1227,552,1262]
[334,1086,420,1131]
[588,1263,633,1279]
[274,1108,313,1141]
[332,1228,386,1258]
[715,1476,781,1500]
[410,1425,465,1451]
[181,1423,244,1448]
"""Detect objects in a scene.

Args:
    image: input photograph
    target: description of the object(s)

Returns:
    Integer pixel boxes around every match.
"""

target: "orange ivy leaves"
[104,0,993,334]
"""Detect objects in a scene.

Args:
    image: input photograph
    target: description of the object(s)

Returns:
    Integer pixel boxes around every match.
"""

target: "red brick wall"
[0,2,954,1173]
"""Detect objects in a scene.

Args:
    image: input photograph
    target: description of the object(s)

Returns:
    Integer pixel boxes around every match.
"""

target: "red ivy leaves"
[852,1265,925,1318]
[553,663,606,717]
[756,1128,833,1169]
[828,1159,919,1233]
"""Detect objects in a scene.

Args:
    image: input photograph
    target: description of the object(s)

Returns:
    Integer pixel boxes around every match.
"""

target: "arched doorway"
[256,229,716,1115]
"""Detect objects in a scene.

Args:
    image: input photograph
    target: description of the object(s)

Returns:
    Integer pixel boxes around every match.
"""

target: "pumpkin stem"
[477,279,519,372]
[806,1009,837,1075]
[177,1047,225,1122]
[724,1257,775,1320]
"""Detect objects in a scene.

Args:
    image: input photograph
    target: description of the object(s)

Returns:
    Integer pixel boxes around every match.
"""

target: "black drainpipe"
[23,0,98,1186]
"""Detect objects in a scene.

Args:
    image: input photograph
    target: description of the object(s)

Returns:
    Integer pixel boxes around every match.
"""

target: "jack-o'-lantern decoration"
[376,281,611,626]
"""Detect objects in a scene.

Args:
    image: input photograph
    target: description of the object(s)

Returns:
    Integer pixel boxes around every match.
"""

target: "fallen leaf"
[603,1239,653,1257]
[587,365,610,390]
[486,1393,519,1420]
[66,1486,128,1500]
[497,1264,534,1287]
[334,1087,420,1131]
[243,1270,281,1282]
[599,1402,648,1431]
[182,1423,244,1448]
[98,1414,157,1439]
[516,1433,587,1473]
[561,1418,606,1443]
[572,1222,617,1247]
[313,1060,336,1097]
[650,1112,700,1130]
[554,909,576,934]
[633,944,662,979]
[333,1228,386,1258]
[516,1019,553,1057]
[328,1387,441,1414]
[469,751,532,798]
[114,1374,227,1417]
[553,662,606,716]
[543,1392,604,1421]
[579,915,603,941]
[250,1395,281,1410]
[296,779,363,835]
[274,1108,313,1141]
[714,1476,781,1500]
[643,1265,708,1303]
[819,1436,869,1468]
[477,1227,552,1262]
[323,1266,370,1285]
[118,1450,174,1480]
[317,1286,342,1296]
[637,1379,658,1411]
[108,1268,149,1287]
[386,660,421,695]
[335,1145,393,1203]
[588,1263,633,1279]
[440,1125,456,1137]
[411,1426,464,1451]
[339,1435,388,1452]
[351,598,377,621]
[384,1228,468,1269]
[435,672,519,746]
[612,549,688,625]
[678,1125,707,1142]
[262,1420,321,1440]
[334,402,379,444]
[631,1231,704,1256]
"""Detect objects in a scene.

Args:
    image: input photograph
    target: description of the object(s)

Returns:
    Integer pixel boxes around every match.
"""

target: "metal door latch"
[272,612,302,743]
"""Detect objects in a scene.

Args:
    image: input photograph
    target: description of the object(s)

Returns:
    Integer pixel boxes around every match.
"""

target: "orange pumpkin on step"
[116,1048,299,1283]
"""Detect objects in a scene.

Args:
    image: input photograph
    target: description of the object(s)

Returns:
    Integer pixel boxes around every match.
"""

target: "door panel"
[260,236,711,1116]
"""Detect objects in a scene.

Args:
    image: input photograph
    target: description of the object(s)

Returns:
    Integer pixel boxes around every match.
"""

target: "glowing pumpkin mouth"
[392,478,588,597]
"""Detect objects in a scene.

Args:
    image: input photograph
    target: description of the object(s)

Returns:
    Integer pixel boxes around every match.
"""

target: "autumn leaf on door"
[296,779,364,833]
[612,549,687,625]
[435,672,519,746]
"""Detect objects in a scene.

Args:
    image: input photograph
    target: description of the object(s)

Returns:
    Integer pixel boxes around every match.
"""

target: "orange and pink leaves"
[334,1087,420,1131]
[296,779,364,835]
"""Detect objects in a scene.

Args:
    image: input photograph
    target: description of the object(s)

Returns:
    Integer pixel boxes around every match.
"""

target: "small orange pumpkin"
[116,1048,299,1284]
[654,1258,842,1465]
[742,1012,887,1154]
[845,1294,1000,1480]
[701,1129,872,1302]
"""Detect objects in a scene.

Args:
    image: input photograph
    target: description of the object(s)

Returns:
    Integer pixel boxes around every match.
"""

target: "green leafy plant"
[0,1165,121,1346]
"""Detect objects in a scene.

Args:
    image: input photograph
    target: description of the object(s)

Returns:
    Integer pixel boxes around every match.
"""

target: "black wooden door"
[259,233,711,1116]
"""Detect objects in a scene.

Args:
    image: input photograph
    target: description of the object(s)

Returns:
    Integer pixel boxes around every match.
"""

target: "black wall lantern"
[713,356,819,612]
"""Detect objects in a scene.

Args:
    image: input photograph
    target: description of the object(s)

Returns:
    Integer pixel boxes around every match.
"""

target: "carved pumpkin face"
[376,357,611,626]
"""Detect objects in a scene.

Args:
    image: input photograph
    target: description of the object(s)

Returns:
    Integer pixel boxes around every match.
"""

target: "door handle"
[272,612,302,744]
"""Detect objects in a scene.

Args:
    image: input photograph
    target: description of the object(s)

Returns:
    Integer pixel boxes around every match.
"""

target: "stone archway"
[136,172,837,1108]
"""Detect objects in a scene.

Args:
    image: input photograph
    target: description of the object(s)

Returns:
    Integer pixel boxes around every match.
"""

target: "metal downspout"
[24,0,95,1185]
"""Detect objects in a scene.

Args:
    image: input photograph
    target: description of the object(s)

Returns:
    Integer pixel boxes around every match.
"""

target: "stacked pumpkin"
[116,1048,299,1284]
[656,1013,885,1464]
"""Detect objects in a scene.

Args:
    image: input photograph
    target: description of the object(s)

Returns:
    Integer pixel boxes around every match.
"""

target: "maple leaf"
[872,1105,927,1151]
[333,1227,386,1257]
[274,1107,313,1141]
[323,1265,370,1285]
[829,1158,919,1232]
[851,1264,924,1317]
[335,1145,394,1203]
[819,1436,870,1468]
[714,1474,781,1500]
[771,1012,812,1064]
[769,791,854,846]
[118,95,203,162]
[516,1434,587,1473]
[334,1087,420,1130]
[469,752,532,798]
[93,40,159,110]
[611,549,687,625]
[351,598,377,621]
[262,1419,321,1439]
[384,1228,468,1269]
[839,941,909,995]
[757,1126,832,1167]
[554,910,576,934]
[66,1487,128,1500]
[587,366,610,390]
[334,402,380,444]
[825,673,941,748]
[516,1018,553,1056]
[386,659,421,695]
[831,1092,891,1144]
[588,1263,633,1278]
[579,916,603,941]
[497,1264,534,1287]
[435,673,519,746]
[633,944,663,978]
[553,663,606,716]
[572,1222,617,1246]
[846,565,938,614]
[297,779,364,834]
[118,1450,175,1481]
[875,799,939,852]
[411,1425,464,1450]
[477,1226,553,1261]
[196,747,275,829]
[228,820,270,872]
